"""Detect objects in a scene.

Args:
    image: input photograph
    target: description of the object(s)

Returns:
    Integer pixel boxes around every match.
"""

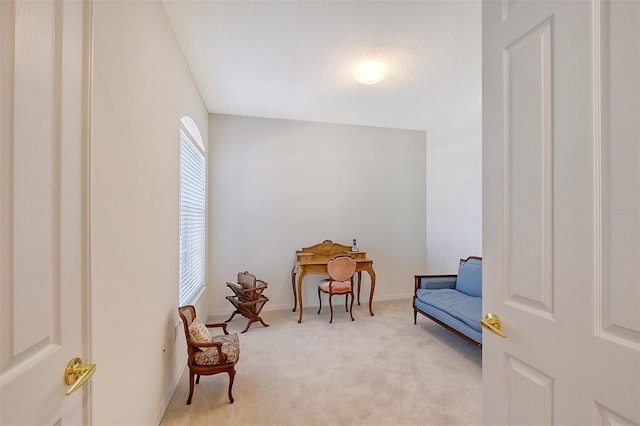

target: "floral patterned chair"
[178,305,240,405]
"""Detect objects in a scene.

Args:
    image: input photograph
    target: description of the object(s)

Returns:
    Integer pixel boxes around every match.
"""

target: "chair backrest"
[179,305,196,328]
[455,256,482,297]
[327,256,357,282]
[178,305,197,358]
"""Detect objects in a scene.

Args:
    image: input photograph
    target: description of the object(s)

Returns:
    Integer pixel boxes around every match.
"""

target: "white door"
[1,1,92,424]
[483,0,639,424]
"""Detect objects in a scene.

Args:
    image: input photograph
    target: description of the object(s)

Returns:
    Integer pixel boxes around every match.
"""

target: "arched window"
[178,116,206,305]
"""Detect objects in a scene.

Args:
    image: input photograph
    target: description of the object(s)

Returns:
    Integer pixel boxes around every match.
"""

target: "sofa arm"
[414,275,457,292]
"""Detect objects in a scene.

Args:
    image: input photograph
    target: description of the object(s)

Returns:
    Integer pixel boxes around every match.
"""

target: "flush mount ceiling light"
[353,60,386,85]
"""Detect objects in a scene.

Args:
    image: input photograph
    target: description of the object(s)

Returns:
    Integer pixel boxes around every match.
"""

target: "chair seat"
[318,278,352,293]
[194,333,240,366]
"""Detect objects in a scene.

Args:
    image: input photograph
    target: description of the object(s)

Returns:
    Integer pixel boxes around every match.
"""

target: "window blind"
[178,130,206,305]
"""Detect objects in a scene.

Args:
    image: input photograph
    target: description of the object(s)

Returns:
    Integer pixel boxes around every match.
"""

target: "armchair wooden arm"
[186,337,228,364]
[204,322,230,334]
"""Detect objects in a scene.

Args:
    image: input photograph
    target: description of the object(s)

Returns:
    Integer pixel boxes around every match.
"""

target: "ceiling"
[163,1,481,131]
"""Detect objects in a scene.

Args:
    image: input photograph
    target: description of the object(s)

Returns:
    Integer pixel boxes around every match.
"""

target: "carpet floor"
[160,298,482,426]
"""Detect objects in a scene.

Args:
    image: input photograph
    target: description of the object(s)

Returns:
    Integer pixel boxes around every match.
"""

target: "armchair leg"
[317,288,322,314]
[227,368,236,404]
[186,371,195,405]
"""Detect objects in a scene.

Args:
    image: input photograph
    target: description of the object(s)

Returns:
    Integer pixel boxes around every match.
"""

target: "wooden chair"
[225,271,269,333]
[178,305,239,405]
[317,255,357,323]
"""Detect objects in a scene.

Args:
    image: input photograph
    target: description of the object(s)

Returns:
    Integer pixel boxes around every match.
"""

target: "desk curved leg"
[356,271,362,305]
[291,266,297,312]
[297,270,307,323]
[366,267,376,316]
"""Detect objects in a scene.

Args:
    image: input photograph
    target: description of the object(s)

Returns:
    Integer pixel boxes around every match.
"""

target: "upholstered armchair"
[177,305,240,404]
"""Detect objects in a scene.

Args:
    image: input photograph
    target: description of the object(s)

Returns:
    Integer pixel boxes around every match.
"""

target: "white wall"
[91,1,208,424]
[208,114,427,313]
[425,113,483,273]
[425,2,482,274]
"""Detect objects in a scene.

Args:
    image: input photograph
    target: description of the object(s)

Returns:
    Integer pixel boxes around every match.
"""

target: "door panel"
[1,1,90,424]
[504,15,553,317]
[598,0,639,347]
[507,356,553,426]
[483,0,639,424]
[9,0,59,361]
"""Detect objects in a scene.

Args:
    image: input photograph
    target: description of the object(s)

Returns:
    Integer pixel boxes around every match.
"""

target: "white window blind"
[179,129,206,305]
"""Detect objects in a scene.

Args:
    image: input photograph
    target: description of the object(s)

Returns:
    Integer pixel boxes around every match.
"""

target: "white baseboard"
[206,294,413,318]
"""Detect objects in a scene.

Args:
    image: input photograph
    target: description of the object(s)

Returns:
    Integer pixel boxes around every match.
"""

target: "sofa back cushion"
[455,257,482,297]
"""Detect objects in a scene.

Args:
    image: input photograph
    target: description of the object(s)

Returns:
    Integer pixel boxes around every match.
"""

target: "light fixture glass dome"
[353,60,386,85]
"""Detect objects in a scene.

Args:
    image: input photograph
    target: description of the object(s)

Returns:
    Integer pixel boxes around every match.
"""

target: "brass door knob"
[480,313,507,338]
[65,357,96,396]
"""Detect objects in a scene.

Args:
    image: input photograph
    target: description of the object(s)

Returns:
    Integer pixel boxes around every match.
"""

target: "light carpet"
[160,298,482,426]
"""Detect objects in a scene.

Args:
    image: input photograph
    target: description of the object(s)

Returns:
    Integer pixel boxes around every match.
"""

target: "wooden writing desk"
[291,240,376,323]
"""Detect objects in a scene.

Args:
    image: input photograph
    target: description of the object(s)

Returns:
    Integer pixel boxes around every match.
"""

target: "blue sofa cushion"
[416,288,482,332]
[414,297,482,344]
[455,257,482,297]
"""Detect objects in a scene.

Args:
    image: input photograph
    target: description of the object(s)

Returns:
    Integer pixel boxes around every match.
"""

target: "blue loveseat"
[413,256,483,346]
